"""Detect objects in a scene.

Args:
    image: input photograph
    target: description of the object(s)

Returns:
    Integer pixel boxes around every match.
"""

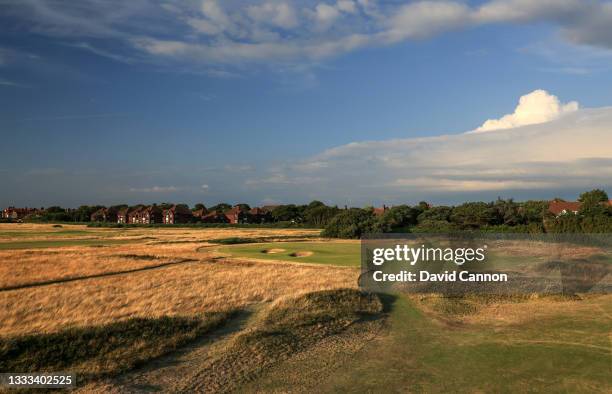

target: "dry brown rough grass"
[0,225,356,337]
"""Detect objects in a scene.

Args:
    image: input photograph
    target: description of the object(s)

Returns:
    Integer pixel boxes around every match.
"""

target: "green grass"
[253,294,611,393]
[0,238,137,250]
[219,241,360,267]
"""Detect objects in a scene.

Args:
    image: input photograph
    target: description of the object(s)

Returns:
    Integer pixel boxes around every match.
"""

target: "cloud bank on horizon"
[246,89,612,203]
[4,0,612,71]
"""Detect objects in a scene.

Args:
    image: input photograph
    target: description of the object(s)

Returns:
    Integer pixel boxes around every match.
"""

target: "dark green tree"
[450,202,495,229]
[322,209,375,239]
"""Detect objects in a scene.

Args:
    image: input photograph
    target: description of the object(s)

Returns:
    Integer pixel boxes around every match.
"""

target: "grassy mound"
[182,289,383,392]
[0,312,233,383]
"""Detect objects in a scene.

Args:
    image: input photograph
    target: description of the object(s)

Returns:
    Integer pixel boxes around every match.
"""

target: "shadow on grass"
[0,312,235,384]
[0,258,198,293]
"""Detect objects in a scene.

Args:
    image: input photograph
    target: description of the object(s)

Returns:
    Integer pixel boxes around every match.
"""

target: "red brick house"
[201,210,229,223]
[90,207,119,222]
[191,207,208,221]
[139,205,163,224]
[2,207,37,220]
[249,207,272,223]
[372,205,390,216]
[224,206,248,224]
[163,205,192,224]
[127,206,144,224]
[548,201,581,216]
[117,207,131,224]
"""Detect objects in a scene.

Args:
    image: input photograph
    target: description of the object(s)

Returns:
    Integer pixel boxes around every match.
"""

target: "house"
[2,207,37,220]
[127,206,144,224]
[191,207,208,221]
[90,207,119,222]
[201,210,229,223]
[139,205,163,224]
[548,201,581,216]
[90,208,107,222]
[224,206,248,224]
[372,205,390,216]
[249,207,272,223]
[117,207,131,224]
[163,205,192,224]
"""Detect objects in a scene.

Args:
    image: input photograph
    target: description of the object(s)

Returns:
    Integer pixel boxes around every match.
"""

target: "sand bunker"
[261,248,286,254]
[289,251,313,257]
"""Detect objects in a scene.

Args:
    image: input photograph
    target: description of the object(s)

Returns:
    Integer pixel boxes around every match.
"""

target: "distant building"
[372,205,390,216]
[2,207,37,220]
[548,201,581,216]
[201,210,229,223]
[139,205,163,224]
[117,207,130,224]
[90,207,119,223]
[191,207,208,221]
[224,206,248,224]
[249,207,272,223]
[163,205,192,224]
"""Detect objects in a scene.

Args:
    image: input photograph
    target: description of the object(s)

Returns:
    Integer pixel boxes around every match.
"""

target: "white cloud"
[473,89,579,132]
[336,0,357,14]
[5,0,612,70]
[311,3,342,30]
[383,1,471,43]
[245,92,612,202]
[247,2,299,29]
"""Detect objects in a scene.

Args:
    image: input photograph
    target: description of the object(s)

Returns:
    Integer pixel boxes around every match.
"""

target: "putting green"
[219,241,360,267]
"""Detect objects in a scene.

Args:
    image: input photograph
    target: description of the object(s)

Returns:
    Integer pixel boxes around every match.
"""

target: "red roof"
[372,206,389,216]
[548,201,581,215]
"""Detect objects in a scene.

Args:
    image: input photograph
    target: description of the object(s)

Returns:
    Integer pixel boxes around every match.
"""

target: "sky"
[1,0,612,208]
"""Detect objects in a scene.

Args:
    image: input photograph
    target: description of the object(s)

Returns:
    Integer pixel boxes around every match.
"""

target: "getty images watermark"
[359,233,612,295]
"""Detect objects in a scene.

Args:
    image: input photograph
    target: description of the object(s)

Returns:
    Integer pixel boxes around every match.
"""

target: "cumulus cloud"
[245,93,612,203]
[5,0,612,70]
[473,89,579,132]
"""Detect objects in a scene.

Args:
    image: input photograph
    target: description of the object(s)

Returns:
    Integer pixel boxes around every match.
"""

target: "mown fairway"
[248,293,611,392]
[218,241,361,267]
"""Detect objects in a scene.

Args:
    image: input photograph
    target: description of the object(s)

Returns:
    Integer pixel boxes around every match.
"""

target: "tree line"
[10,189,612,238]
[321,189,612,238]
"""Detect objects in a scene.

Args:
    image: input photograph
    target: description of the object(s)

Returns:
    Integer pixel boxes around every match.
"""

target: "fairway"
[247,293,612,393]
[218,241,361,267]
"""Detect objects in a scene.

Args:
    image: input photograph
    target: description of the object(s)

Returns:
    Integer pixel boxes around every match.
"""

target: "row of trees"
[22,201,341,225]
[17,189,612,237]
[322,189,612,238]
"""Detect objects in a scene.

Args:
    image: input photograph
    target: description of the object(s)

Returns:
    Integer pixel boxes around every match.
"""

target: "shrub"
[322,209,376,239]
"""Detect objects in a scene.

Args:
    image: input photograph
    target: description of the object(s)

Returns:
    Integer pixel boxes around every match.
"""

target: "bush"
[322,209,376,239]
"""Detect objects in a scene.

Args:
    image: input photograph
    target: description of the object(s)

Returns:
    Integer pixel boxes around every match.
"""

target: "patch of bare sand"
[262,248,286,254]
[289,251,313,257]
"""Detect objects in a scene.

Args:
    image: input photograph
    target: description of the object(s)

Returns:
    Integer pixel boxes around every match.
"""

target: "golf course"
[0,225,610,392]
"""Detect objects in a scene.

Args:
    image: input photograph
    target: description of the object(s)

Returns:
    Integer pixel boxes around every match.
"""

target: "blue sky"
[1,0,612,207]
